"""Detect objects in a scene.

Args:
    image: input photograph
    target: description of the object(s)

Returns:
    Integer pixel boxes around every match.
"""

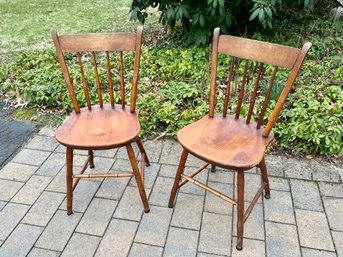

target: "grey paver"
[208,169,234,184]
[264,190,295,224]
[113,186,150,221]
[0,224,42,257]
[268,176,290,191]
[94,148,118,158]
[129,162,160,189]
[233,203,264,240]
[264,155,284,176]
[0,201,5,211]
[36,152,65,176]
[302,248,337,257]
[311,160,341,183]
[332,231,343,257]
[197,253,227,257]
[35,210,82,251]
[135,206,173,247]
[204,181,234,216]
[11,175,52,204]
[290,179,323,211]
[38,126,55,136]
[115,144,139,159]
[25,135,59,151]
[137,139,164,163]
[231,237,265,257]
[12,149,51,166]
[0,179,23,201]
[171,192,204,230]
[159,140,204,167]
[0,202,30,240]
[284,158,312,180]
[83,156,116,181]
[149,176,175,207]
[295,209,335,251]
[198,212,232,256]
[95,177,130,200]
[76,198,117,236]
[180,166,208,196]
[45,164,68,193]
[61,233,101,257]
[95,218,138,257]
[22,191,65,226]
[163,227,198,257]
[128,243,163,257]
[265,222,301,257]
[323,197,343,231]
[159,164,179,178]
[319,182,343,198]
[27,248,60,257]
[60,180,101,212]
[0,162,37,182]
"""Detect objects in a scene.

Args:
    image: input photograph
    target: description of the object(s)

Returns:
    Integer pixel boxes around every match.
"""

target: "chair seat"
[177,114,274,169]
[55,104,140,150]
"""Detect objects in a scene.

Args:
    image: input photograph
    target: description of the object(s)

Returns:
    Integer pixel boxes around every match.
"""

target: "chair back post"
[130,26,143,113]
[209,28,220,117]
[51,28,80,113]
[262,42,312,137]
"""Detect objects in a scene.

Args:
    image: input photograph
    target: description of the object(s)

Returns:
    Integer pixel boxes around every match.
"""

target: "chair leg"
[211,164,216,173]
[88,150,95,168]
[136,137,150,167]
[236,170,244,250]
[126,143,150,213]
[259,157,270,199]
[66,148,74,215]
[168,149,188,208]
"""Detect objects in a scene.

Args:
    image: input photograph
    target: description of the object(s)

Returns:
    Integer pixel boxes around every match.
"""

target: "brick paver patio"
[0,127,342,257]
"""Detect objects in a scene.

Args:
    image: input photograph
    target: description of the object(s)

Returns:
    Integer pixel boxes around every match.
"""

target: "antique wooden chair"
[168,28,311,250]
[51,26,150,215]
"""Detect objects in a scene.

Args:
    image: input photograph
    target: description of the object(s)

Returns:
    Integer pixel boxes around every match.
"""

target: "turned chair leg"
[88,150,95,168]
[136,137,150,167]
[66,148,74,215]
[168,149,188,208]
[236,170,245,250]
[126,143,150,213]
[259,157,271,199]
[211,164,216,173]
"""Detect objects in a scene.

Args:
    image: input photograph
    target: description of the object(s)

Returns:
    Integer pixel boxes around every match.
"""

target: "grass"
[0,0,160,53]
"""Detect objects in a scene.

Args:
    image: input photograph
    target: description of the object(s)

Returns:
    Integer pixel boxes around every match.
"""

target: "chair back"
[51,26,143,113]
[209,28,311,137]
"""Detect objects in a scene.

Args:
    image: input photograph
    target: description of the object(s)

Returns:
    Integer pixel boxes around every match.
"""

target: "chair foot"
[168,203,174,208]
[210,164,216,173]
[145,163,150,167]
[236,245,243,251]
[90,164,95,168]
[210,168,216,173]
[144,208,150,213]
[67,210,73,216]
[264,194,271,199]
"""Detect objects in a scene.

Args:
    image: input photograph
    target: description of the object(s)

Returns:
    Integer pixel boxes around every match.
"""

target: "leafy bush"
[130,0,319,45]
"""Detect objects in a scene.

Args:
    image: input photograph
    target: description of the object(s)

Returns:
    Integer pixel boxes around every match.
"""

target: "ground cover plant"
[0,0,342,155]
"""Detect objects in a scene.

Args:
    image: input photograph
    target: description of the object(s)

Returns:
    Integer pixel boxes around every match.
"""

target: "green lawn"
[0,0,159,52]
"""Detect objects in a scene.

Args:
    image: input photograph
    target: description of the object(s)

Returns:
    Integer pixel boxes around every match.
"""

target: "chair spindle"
[77,53,91,110]
[120,51,125,109]
[257,66,278,129]
[246,63,264,124]
[106,51,115,108]
[223,56,235,117]
[91,52,103,108]
[235,61,249,119]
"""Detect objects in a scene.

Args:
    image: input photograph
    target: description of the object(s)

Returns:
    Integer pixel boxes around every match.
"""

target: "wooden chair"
[168,28,311,250]
[51,26,150,215]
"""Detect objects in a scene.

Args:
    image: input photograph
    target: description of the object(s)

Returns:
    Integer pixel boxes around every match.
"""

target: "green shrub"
[130,0,319,45]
